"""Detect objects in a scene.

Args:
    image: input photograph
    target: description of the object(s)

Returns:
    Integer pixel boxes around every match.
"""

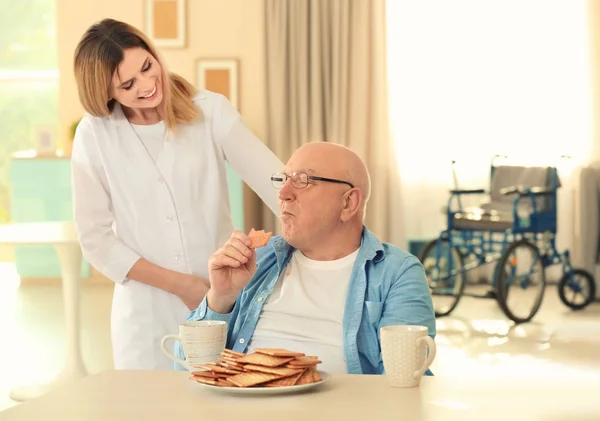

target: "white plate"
[192,370,332,396]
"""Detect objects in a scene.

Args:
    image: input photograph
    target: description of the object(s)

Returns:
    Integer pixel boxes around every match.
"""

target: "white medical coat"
[71,91,282,369]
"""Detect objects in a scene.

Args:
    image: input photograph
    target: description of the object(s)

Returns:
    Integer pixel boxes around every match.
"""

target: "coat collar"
[271,225,386,266]
[108,102,128,127]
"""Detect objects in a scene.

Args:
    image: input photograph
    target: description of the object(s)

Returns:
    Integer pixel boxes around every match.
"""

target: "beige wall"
[57,0,267,148]
[4,0,266,267]
[589,0,600,161]
[56,0,266,229]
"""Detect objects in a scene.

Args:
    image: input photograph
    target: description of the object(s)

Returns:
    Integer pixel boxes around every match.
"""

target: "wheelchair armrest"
[449,188,486,195]
[499,186,519,196]
[500,185,556,197]
[525,186,556,196]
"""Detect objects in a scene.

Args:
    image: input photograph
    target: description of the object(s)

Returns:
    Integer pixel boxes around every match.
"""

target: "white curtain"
[386,0,593,260]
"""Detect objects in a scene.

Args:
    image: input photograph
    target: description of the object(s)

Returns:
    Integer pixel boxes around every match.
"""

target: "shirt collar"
[271,225,385,266]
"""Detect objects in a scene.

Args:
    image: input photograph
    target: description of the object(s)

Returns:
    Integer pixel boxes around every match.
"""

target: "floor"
[0,263,599,412]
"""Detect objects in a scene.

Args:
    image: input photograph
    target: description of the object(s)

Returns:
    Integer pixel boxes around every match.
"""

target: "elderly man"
[175,142,435,374]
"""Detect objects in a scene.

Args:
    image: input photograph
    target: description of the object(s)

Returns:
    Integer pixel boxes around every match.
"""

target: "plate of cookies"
[189,348,331,395]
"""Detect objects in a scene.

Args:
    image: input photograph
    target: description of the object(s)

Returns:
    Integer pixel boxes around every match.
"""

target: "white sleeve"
[212,95,283,217]
[71,118,141,284]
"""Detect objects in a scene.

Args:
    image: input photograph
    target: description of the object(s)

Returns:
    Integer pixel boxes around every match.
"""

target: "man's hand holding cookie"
[206,229,271,314]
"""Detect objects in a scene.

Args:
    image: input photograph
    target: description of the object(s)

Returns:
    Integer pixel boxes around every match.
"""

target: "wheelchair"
[419,156,596,324]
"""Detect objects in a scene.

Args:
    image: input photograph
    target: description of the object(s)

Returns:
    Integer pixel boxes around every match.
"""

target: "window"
[387,0,592,243]
[0,0,58,223]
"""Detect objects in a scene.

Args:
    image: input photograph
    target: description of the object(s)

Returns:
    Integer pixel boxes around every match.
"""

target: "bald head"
[278,142,371,256]
[288,142,371,216]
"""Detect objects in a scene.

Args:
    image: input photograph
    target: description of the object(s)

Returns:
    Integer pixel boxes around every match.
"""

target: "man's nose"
[278,178,294,200]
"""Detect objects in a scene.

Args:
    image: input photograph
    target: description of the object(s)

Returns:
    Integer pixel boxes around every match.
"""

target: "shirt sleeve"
[71,117,141,284]
[212,94,283,217]
[379,255,437,374]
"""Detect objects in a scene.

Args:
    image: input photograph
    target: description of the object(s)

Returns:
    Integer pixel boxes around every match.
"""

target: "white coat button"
[257,297,263,302]
[239,338,245,344]
[166,214,174,221]
[173,254,181,260]
[157,176,164,183]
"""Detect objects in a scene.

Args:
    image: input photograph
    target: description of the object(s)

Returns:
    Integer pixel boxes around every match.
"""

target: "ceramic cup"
[160,320,227,370]
[380,325,436,388]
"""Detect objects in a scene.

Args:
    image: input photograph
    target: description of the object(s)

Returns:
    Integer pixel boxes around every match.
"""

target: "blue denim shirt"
[174,227,436,375]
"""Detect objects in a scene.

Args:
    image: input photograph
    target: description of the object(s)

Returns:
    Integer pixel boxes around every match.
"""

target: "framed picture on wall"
[196,58,244,230]
[145,0,186,48]
[195,58,240,110]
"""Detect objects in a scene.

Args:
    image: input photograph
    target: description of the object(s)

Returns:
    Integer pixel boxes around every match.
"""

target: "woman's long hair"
[74,18,199,133]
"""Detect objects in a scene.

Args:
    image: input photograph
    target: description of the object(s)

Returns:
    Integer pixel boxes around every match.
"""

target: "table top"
[11,149,70,160]
[0,370,598,421]
[0,222,79,245]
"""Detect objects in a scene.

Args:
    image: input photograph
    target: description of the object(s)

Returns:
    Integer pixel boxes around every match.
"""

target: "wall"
[56,0,267,227]
[57,0,267,141]
[49,0,600,258]
[589,0,600,161]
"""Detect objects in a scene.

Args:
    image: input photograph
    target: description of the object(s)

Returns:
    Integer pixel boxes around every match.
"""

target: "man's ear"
[340,188,362,222]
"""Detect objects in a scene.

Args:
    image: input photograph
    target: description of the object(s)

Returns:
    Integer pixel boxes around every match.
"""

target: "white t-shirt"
[130,121,166,162]
[247,249,358,374]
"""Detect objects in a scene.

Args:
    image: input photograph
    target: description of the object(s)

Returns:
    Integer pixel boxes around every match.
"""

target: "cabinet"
[9,152,90,278]
[226,163,245,231]
[9,153,245,279]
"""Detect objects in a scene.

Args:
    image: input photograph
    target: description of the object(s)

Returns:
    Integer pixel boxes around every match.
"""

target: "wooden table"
[0,370,598,420]
[0,222,87,401]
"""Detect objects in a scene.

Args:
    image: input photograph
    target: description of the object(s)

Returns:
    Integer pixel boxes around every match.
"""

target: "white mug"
[380,325,436,388]
[160,321,227,370]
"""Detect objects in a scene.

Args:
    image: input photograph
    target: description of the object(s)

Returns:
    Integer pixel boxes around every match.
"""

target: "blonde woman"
[71,18,282,370]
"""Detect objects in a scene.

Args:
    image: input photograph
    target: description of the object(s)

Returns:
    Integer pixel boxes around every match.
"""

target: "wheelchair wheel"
[419,238,466,317]
[495,239,546,324]
[558,269,596,310]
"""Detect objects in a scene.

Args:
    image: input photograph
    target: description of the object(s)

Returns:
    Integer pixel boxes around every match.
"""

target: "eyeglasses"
[271,171,354,189]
